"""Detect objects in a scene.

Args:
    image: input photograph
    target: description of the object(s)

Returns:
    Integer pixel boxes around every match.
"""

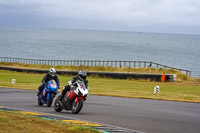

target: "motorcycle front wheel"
[72,98,83,114]
[47,93,53,107]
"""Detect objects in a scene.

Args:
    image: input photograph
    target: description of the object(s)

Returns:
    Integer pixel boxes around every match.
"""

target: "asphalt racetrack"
[0,87,200,133]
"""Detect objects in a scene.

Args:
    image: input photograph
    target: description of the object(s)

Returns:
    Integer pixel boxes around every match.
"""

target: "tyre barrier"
[0,66,176,82]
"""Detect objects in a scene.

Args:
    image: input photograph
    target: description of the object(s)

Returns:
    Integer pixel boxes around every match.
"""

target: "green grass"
[0,70,200,103]
[89,77,200,102]
[0,110,99,133]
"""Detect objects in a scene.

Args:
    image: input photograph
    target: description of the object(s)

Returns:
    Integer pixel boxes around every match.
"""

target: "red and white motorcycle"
[54,80,89,114]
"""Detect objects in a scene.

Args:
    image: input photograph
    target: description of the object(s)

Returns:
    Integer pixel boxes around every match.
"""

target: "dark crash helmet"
[49,68,56,76]
[78,70,87,80]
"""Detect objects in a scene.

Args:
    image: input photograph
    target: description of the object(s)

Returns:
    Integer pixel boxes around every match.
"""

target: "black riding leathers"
[60,76,88,100]
[37,73,60,95]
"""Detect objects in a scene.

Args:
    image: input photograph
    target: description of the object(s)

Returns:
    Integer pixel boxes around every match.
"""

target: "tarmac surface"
[0,87,200,133]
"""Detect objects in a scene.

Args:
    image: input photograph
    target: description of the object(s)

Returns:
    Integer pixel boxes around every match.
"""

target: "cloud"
[0,0,200,34]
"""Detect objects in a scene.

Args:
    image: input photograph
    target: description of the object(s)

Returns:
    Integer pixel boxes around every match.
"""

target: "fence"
[0,57,191,76]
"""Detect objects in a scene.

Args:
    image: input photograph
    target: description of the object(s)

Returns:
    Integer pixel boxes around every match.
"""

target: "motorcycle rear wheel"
[54,96,63,112]
[72,99,83,114]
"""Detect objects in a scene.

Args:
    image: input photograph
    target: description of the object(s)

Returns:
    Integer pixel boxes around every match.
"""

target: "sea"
[0,27,200,77]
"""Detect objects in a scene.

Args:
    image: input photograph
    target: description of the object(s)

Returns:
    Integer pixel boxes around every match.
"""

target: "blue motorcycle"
[38,80,58,107]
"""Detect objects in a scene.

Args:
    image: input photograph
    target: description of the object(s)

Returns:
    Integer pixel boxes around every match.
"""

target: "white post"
[12,79,16,84]
[154,86,160,93]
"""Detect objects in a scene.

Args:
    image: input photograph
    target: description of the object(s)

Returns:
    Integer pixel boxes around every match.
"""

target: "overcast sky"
[0,0,200,35]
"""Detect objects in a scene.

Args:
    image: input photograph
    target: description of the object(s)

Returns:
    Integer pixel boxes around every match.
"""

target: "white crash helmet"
[49,68,56,76]
[78,70,87,80]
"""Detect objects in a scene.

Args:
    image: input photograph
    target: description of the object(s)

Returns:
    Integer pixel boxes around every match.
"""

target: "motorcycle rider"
[58,70,88,101]
[37,68,60,96]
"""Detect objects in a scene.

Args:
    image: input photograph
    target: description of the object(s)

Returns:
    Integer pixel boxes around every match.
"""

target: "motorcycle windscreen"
[67,91,77,100]
[49,80,57,89]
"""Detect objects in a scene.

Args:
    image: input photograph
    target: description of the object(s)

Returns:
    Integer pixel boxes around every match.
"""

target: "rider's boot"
[37,85,44,96]
[57,89,68,106]
[57,86,69,106]
[36,90,40,96]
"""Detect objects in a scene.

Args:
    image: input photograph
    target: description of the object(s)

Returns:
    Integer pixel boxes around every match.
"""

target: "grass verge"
[0,109,99,133]
[0,70,200,103]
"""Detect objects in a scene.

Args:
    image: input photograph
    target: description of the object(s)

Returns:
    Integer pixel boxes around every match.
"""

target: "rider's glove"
[43,82,47,86]
[68,81,72,85]
[70,84,74,89]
